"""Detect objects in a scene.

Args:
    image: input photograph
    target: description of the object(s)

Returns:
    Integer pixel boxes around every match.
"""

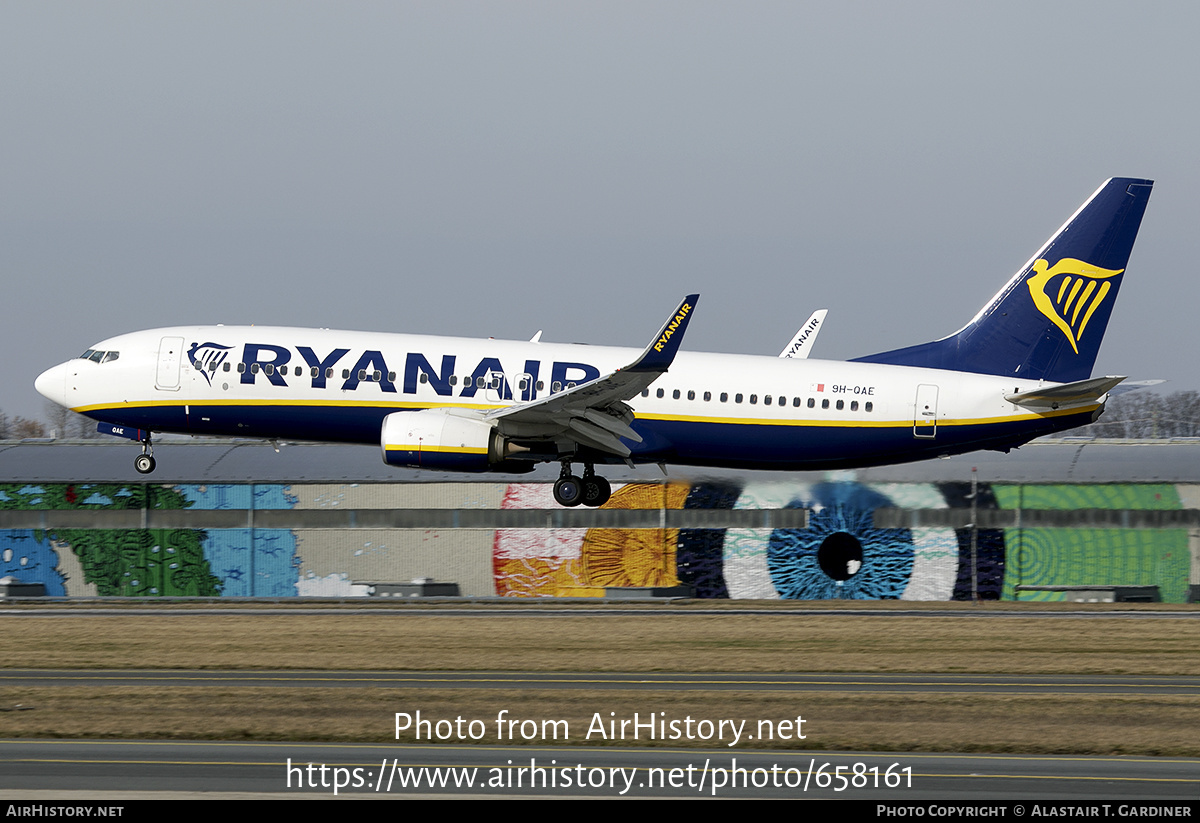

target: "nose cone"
[35,362,71,409]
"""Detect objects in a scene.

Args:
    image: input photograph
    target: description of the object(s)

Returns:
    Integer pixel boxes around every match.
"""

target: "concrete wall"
[0,479,1194,600]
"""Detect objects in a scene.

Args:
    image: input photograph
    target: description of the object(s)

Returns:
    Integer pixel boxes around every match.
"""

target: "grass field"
[2,602,1198,755]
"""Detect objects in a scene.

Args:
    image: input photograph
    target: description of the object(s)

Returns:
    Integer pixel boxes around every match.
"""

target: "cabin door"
[155,336,184,392]
[913,383,939,439]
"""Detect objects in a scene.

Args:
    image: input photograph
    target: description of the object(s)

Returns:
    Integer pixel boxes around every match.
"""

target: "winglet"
[780,309,828,358]
[624,294,700,373]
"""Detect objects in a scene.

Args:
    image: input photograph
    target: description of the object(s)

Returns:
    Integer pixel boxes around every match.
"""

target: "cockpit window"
[78,349,120,363]
[102,351,119,363]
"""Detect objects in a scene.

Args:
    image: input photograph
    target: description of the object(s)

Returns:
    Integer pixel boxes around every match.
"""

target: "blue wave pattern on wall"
[176,484,300,597]
[0,529,66,596]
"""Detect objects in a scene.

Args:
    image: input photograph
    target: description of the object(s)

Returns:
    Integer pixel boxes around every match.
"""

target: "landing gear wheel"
[581,475,611,507]
[553,475,584,507]
[134,454,156,474]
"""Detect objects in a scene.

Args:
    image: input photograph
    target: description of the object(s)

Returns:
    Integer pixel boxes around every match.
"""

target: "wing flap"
[567,418,633,457]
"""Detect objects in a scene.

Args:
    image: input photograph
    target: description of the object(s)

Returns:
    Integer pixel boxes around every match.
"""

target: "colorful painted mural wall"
[0,480,1195,601]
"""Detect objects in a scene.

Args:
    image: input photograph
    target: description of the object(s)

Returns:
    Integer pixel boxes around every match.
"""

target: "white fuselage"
[36,325,1100,471]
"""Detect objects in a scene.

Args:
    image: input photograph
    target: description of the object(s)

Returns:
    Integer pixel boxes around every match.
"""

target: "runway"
[2,739,1199,800]
[4,669,1200,697]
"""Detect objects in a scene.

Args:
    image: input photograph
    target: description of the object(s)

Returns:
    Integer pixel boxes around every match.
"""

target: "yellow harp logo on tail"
[1026,258,1123,354]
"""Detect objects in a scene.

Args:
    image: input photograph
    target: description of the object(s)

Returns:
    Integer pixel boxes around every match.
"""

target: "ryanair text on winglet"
[653,303,693,353]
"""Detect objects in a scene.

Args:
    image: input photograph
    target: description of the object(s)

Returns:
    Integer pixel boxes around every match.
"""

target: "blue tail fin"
[852,178,1153,383]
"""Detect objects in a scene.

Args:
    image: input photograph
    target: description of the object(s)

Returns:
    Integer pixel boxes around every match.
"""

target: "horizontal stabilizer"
[1108,379,1166,397]
[1005,375,1126,409]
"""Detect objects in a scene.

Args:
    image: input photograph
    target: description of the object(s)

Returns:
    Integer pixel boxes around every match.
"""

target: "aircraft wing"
[485,294,699,458]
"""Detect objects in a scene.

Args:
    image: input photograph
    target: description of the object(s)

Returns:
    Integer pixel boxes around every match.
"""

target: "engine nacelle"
[381,409,529,472]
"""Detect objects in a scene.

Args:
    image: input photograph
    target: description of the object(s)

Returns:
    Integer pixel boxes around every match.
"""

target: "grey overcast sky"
[3,2,1197,420]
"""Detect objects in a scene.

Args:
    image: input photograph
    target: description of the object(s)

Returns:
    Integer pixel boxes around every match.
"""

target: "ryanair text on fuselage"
[195,341,601,402]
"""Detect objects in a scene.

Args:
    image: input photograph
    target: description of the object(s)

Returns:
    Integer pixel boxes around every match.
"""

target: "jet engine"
[380,409,531,472]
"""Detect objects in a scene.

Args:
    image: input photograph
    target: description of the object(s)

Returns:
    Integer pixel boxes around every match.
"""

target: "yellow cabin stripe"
[75,399,1099,430]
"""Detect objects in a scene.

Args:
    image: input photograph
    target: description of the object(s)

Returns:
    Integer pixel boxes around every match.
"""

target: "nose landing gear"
[552,460,612,507]
[134,437,156,474]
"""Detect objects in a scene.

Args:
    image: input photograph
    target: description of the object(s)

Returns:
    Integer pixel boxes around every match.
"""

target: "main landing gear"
[552,461,612,508]
[134,436,156,475]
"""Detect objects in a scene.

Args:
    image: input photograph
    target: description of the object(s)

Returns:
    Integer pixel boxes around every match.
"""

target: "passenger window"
[250,364,260,374]
[325,368,333,378]
[310,367,318,377]
[836,399,844,410]
[749,394,757,405]
[450,375,458,386]
[641,390,649,397]
[552,381,562,393]
[656,388,664,398]
[687,390,695,400]
[388,372,396,381]
[703,391,711,401]
[807,398,815,408]
[865,401,873,412]
[342,369,350,379]
[792,397,800,407]
[537,381,544,391]
[420,373,429,384]
[223,363,231,372]
[720,392,728,403]
[673,389,681,400]
[778,396,785,407]
[358,370,367,380]
[264,364,274,376]
[476,376,486,388]
[764,395,771,405]
[822,399,829,409]
[735,393,743,403]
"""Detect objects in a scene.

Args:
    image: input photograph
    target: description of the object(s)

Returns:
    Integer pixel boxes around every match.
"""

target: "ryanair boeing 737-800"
[36,178,1153,507]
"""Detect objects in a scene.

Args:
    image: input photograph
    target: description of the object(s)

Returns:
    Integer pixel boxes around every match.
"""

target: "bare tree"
[42,401,102,439]
[43,400,72,439]
[1081,390,1200,438]
[10,416,46,438]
